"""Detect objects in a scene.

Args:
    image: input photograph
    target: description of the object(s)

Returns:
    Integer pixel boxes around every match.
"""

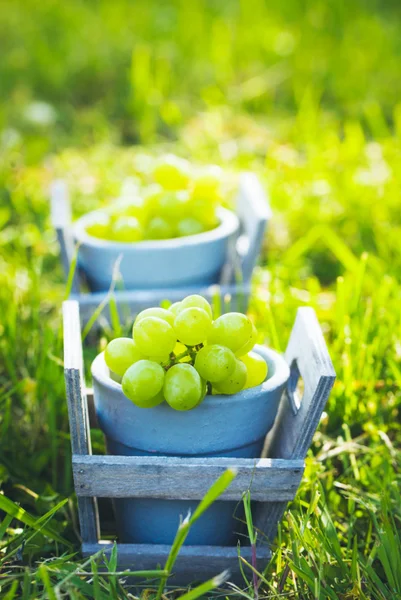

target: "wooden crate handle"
[220,173,271,286]
[63,300,100,542]
[50,180,80,293]
[236,172,271,283]
[265,307,336,460]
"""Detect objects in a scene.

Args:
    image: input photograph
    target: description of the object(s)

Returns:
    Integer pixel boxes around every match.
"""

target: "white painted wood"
[256,306,336,541]
[82,542,271,585]
[63,300,100,543]
[72,455,303,501]
[236,172,271,282]
[266,307,336,460]
[50,179,80,293]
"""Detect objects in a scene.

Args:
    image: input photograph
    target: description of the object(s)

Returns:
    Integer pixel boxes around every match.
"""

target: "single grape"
[135,307,175,328]
[143,183,163,214]
[194,344,236,383]
[122,360,165,407]
[168,302,182,316]
[208,312,253,353]
[111,216,142,242]
[177,218,204,237]
[191,165,222,200]
[153,154,190,190]
[196,377,208,406]
[240,352,268,388]
[157,191,190,220]
[235,323,258,357]
[163,364,202,411]
[213,359,247,395]
[174,307,212,346]
[133,316,176,358]
[86,212,111,239]
[190,198,219,229]
[104,337,144,377]
[178,294,213,318]
[145,216,175,240]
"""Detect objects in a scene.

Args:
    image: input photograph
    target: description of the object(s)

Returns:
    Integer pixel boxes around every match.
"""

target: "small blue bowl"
[92,345,289,545]
[73,207,239,292]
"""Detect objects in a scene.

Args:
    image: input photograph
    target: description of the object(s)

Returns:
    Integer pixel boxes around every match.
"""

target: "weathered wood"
[236,172,271,283]
[63,300,100,543]
[72,455,304,501]
[256,306,336,541]
[85,388,98,428]
[50,180,80,293]
[82,542,271,585]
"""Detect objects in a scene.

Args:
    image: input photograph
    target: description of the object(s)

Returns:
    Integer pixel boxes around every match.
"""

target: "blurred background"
[2,0,401,156]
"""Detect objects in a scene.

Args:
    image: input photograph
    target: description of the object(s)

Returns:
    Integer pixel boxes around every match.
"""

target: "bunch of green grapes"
[85,155,224,243]
[103,295,268,411]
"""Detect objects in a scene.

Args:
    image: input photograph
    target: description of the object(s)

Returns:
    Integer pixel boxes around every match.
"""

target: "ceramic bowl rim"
[73,206,239,250]
[91,344,290,405]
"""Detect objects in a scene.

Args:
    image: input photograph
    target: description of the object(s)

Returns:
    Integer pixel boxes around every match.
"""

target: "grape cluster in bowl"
[103,295,268,411]
[85,155,224,243]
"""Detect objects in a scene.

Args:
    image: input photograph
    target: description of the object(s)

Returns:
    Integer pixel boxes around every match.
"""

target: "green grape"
[214,359,247,395]
[145,216,175,240]
[168,302,182,316]
[177,218,204,237]
[190,198,219,229]
[174,307,212,346]
[235,323,258,357]
[194,344,236,383]
[153,154,190,190]
[208,312,253,353]
[86,212,111,239]
[178,294,213,318]
[122,360,165,408]
[111,216,142,242]
[163,364,202,411]
[104,337,143,377]
[143,183,163,214]
[135,307,175,328]
[158,191,190,221]
[133,316,176,358]
[241,352,268,389]
[196,377,208,406]
[191,165,222,200]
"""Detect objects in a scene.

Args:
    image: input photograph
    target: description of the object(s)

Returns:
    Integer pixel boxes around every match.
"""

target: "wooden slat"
[82,541,271,585]
[257,306,336,541]
[73,455,303,501]
[63,300,100,543]
[50,180,80,293]
[265,307,336,460]
[236,172,271,283]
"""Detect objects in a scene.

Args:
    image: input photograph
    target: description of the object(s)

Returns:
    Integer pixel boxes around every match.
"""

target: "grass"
[1,0,401,597]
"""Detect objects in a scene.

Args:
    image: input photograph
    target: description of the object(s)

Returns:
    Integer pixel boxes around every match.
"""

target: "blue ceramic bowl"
[92,345,289,545]
[73,207,239,292]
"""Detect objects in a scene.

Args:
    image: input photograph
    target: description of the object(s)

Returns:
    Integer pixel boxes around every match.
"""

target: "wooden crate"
[52,172,271,326]
[63,301,335,584]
